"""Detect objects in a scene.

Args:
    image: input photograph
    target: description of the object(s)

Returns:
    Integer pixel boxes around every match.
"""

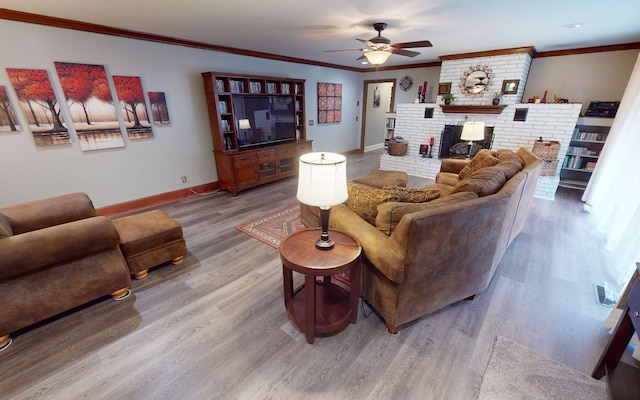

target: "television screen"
[232,95,296,148]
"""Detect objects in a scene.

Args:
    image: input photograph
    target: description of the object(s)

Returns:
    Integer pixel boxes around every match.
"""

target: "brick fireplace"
[379,48,582,200]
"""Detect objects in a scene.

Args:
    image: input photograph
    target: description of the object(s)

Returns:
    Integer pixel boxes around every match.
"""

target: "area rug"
[477,336,607,400]
[236,204,304,249]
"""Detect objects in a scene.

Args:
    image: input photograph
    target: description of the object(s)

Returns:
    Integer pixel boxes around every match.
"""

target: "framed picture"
[501,79,520,95]
[438,82,451,95]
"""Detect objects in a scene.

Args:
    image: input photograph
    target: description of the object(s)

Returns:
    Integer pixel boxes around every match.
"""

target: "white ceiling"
[2,0,640,68]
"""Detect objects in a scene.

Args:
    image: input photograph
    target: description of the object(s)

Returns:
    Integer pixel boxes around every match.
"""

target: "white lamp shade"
[297,152,348,208]
[238,119,251,130]
[461,121,485,141]
[364,51,392,66]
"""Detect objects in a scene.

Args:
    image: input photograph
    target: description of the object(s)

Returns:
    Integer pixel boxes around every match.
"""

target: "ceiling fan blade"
[392,49,421,57]
[325,48,365,52]
[392,40,433,49]
[356,38,375,47]
[356,54,368,60]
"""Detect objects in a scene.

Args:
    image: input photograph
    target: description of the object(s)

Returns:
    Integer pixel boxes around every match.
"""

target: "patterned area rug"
[236,204,305,249]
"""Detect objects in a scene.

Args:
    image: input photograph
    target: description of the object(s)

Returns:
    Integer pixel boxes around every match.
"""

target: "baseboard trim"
[96,182,220,217]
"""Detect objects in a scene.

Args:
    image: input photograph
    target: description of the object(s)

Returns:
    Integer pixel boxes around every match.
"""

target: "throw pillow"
[346,182,441,225]
[494,160,523,180]
[452,166,507,197]
[376,192,478,235]
[381,185,441,203]
[0,213,13,238]
[347,182,402,225]
[458,149,500,180]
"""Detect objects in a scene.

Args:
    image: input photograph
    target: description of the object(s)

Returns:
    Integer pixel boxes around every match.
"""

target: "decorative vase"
[444,99,451,105]
[492,98,500,105]
[541,90,548,103]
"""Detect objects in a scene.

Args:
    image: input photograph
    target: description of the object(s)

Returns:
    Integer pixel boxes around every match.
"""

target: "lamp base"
[315,238,335,250]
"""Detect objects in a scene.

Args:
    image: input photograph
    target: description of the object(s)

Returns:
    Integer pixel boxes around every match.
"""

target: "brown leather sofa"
[0,193,132,351]
[301,147,542,333]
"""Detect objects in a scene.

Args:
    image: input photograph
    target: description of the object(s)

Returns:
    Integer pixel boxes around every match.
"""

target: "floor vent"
[593,283,618,307]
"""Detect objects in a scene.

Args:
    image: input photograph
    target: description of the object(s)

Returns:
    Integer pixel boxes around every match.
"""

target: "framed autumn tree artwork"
[54,62,125,151]
[112,76,153,139]
[6,68,71,146]
[0,85,21,132]
[148,92,171,125]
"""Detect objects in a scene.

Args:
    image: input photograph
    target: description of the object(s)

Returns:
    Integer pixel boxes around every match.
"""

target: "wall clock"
[399,76,413,91]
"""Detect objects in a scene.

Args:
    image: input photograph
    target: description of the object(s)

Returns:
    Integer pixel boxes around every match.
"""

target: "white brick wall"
[439,53,532,106]
[379,102,582,198]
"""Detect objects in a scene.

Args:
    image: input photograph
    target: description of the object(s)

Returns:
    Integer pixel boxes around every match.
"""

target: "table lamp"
[460,121,485,158]
[238,118,251,139]
[297,152,348,250]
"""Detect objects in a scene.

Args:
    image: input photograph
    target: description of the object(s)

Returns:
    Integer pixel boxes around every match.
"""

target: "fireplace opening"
[439,124,494,158]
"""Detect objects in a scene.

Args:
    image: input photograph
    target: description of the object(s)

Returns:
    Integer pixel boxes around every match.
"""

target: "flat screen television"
[232,95,296,148]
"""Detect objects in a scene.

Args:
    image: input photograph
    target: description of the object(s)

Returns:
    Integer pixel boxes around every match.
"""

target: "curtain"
[582,53,640,287]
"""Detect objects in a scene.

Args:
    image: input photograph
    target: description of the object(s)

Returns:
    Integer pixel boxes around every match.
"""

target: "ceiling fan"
[325,22,433,65]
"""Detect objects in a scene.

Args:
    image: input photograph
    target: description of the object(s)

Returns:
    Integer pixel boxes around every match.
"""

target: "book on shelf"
[230,80,245,93]
[215,79,226,93]
[295,83,302,94]
[573,130,607,141]
[267,82,276,94]
[584,161,597,170]
[218,100,228,113]
[281,83,290,94]
[220,120,230,132]
[249,81,261,93]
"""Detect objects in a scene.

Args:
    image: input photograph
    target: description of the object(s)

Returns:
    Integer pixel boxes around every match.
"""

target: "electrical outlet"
[181,176,187,183]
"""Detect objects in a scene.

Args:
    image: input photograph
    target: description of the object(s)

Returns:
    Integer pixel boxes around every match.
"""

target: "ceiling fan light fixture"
[364,50,392,66]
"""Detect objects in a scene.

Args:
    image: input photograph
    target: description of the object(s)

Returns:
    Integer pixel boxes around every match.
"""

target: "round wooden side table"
[280,228,362,344]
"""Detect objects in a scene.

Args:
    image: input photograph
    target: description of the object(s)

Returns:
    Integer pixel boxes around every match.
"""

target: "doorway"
[360,79,396,153]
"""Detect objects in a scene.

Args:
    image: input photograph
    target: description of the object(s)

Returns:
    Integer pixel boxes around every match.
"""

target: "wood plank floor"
[0,149,621,399]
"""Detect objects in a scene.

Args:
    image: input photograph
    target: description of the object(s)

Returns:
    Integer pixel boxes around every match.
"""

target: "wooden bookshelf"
[202,71,311,196]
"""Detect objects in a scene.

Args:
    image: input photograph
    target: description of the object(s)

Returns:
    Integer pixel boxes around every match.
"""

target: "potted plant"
[442,93,456,105]
[492,92,503,105]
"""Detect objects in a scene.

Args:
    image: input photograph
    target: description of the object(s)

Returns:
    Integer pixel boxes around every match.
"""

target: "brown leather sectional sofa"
[302,147,542,333]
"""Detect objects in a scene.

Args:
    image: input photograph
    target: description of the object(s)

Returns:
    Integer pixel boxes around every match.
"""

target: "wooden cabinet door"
[232,154,258,185]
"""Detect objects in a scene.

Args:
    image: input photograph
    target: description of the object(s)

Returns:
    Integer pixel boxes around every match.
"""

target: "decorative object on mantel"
[417,81,427,103]
[439,104,507,114]
[460,65,494,96]
[553,94,569,104]
[540,90,548,103]
[492,93,502,105]
[501,79,520,95]
[441,93,456,105]
[438,82,451,95]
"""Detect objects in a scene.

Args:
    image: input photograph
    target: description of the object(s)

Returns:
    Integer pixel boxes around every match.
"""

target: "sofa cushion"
[376,192,478,235]
[458,149,500,180]
[452,165,507,197]
[494,160,523,180]
[353,169,408,188]
[496,149,524,168]
[0,213,12,238]
[435,171,461,186]
[346,182,439,225]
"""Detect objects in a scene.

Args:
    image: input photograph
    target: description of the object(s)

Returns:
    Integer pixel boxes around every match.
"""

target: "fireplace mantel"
[439,105,508,114]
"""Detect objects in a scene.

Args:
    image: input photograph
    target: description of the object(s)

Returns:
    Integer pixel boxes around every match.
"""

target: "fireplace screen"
[439,124,494,158]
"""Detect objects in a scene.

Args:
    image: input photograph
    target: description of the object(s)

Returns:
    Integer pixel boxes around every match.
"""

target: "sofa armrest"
[329,204,406,283]
[0,216,121,281]
[0,193,96,235]
[440,158,469,174]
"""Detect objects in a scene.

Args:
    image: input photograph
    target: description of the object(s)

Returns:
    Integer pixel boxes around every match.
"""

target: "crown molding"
[534,42,640,58]
[440,46,537,60]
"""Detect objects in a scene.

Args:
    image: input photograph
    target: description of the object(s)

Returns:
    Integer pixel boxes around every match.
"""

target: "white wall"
[0,20,362,207]
[361,66,441,108]
[364,82,392,148]
[523,50,638,115]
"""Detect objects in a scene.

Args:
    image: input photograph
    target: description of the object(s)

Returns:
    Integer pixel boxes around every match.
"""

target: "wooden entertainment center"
[202,72,311,196]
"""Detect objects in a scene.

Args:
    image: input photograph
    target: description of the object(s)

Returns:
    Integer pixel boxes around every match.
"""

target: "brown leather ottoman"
[113,210,186,279]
